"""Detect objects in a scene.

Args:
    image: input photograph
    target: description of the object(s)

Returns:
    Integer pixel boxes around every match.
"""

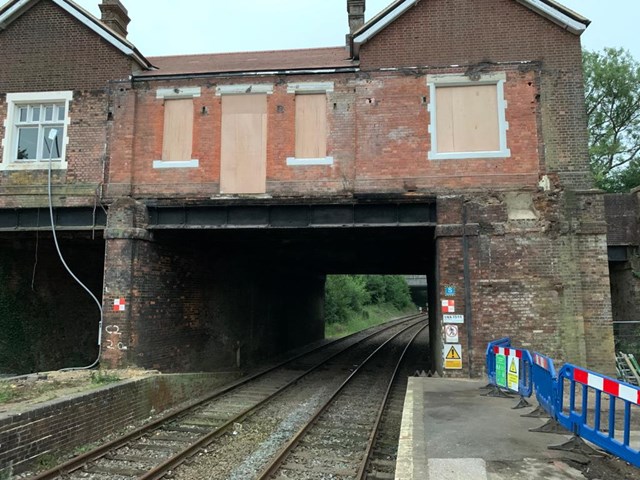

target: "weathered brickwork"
[110,66,540,200]
[436,190,614,376]
[358,0,592,190]
[0,1,135,208]
[0,0,616,379]
[0,373,237,474]
[100,199,325,371]
[0,235,103,373]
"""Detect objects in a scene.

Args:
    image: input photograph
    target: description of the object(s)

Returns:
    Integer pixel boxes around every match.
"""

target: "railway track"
[29,314,426,480]
[255,321,427,480]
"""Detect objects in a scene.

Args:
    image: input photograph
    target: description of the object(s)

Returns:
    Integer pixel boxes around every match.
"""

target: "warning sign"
[507,356,520,392]
[444,344,462,369]
[495,354,507,388]
[444,325,459,343]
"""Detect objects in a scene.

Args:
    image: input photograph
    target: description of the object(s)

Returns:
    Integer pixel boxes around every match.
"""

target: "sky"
[73,0,640,60]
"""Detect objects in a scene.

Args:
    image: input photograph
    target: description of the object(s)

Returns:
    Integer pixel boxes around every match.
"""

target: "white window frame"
[153,87,201,169]
[2,91,73,170]
[286,82,334,167]
[427,73,510,160]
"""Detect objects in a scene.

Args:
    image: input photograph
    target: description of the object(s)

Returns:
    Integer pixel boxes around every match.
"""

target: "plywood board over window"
[436,84,500,153]
[220,94,267,194]
[162,98,194,161]
[295,94,327,159]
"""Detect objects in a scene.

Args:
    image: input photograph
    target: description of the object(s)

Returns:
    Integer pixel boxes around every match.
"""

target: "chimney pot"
[99,0,131,38]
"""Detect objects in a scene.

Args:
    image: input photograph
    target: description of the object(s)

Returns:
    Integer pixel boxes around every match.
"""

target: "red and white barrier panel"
[493,346,523,358]
[533,353,549,370]
[573,368,640,405]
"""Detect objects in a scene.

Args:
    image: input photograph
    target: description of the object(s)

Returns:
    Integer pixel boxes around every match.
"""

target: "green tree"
[584,48,640,192]
[324,275,370,324]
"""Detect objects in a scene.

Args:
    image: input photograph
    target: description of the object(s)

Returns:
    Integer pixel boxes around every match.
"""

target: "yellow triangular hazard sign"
[446,346,461,360]
[509,358,518,373]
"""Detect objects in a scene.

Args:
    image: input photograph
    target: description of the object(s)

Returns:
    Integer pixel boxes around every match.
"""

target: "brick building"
[0,0,615,375]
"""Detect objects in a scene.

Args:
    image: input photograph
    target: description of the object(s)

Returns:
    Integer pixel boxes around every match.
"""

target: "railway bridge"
[0,0,616,376]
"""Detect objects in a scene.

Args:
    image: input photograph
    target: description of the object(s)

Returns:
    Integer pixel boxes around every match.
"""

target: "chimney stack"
[99,0,130,38]
[347,0,366,34]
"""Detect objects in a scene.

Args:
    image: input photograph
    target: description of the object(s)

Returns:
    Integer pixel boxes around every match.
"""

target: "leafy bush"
[325,275,413,324]
[324,275,370,324]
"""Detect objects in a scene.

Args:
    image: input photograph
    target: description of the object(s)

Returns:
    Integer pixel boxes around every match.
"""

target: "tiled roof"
[138,47,355,77]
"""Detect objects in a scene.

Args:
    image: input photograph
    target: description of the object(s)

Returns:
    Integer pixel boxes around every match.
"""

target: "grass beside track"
[325,303,418,338]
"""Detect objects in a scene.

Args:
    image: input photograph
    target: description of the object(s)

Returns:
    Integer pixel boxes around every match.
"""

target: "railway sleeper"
[105,453,159,464]
[83,463,148,477]
[163,424,211,434]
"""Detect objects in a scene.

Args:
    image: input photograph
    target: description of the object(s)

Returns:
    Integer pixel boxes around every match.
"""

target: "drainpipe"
[462,201,474,375]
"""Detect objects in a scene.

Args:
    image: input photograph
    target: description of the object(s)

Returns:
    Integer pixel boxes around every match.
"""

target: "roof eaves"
[0,0,154,69]
[515,0,589,34]
[0,0,32,29]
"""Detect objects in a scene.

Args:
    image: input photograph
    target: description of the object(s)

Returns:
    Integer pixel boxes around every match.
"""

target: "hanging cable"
[47,129,103,371]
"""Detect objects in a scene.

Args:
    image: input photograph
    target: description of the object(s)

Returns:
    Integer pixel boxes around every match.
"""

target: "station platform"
[394,377,634,480]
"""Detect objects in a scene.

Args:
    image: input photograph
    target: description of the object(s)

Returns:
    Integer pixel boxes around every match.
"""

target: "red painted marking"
[515,350,522,359]
[603,378,619,397]
[493,346,499,354]
[574,368,588,385]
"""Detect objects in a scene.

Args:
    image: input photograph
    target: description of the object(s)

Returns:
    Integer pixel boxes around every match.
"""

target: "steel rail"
[356,322,429,479]
[30,313,424,480]
[255,319,427,479]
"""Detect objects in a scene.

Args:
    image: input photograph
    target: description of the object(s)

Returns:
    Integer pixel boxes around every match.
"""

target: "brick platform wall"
[0,373,238,475]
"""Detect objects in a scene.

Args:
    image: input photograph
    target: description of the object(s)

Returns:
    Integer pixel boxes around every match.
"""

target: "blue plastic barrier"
[486,337,510,385]
[532,352,558,418]
[486,338,533,398]
[556,364,640,466]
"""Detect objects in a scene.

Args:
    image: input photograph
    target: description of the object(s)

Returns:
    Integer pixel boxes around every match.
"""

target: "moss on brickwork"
[0,251,51,373]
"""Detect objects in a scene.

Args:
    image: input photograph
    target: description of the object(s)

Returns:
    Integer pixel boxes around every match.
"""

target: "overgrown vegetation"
[584,48,640,192]
[90,370,121,385]
[324,275,415,337]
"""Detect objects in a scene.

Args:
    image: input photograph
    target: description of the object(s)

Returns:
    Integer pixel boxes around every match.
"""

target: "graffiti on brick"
[105,325,128,350]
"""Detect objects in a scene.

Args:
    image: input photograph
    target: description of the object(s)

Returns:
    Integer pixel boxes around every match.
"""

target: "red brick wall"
[0,1,135,207]
[111,66,540,200]
[436,191,615,376]
[358,0,591,189]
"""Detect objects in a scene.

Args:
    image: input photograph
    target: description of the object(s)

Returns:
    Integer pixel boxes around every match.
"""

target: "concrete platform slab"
[395,377,586,480]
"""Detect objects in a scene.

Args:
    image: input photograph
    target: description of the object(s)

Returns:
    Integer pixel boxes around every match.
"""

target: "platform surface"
[395,377,588,480]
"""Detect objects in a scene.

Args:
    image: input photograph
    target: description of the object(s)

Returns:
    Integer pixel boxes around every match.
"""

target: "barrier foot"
[529,419,566,434]
[521,405,550,418]
[548,435,605,457]
[512,396,531,409]
[480,385,513,398]
[479,383,494,390]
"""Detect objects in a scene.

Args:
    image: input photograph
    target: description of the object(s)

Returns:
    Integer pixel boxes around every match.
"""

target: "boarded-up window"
[220,94,267,194]
[162,98,194,161]
[435,84,500,153]
[295,94,327,158]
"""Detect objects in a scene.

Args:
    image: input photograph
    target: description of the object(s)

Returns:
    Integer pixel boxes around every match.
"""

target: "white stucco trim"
[215,84,274,96]
[1,91,73,171]
[156,87,201,99]
[287,82,335,94]
[286,157,334,166]
[153,159,200,169]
